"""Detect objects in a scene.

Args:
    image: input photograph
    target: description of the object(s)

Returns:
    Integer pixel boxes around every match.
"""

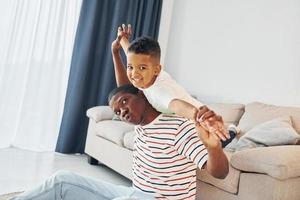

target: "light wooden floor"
[0,147,131,195]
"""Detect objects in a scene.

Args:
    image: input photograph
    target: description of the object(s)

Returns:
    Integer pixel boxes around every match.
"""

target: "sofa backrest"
[207,103,245,126]
[238,102,300,135]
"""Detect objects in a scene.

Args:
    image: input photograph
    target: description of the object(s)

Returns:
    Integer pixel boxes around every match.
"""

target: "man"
[108,84,228,199]
[13,84,228,200]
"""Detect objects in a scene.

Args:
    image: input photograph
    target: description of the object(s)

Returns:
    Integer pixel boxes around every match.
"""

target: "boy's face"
[127,53,161,89]
[109,91,146,125]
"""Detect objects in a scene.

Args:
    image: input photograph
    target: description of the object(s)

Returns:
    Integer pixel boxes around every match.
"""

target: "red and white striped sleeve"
[174,119,208,169]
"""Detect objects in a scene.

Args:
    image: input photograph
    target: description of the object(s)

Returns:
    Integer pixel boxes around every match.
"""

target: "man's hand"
[111,24,132,54]
[195,116,222,150]
[118,24,132,40]
[194,106,230,141]
[195,108,229,179]
[118,24,131,52]
[111,34,122,54]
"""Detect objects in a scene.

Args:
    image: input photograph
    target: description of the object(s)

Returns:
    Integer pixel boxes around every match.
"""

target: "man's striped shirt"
[132,114,208,200]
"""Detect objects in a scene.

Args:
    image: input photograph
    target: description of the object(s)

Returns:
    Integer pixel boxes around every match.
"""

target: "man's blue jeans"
[12,170,155,200]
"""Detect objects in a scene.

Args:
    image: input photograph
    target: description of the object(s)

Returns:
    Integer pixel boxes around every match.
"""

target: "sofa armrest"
[231,145,300,180]
[86,106,114,122]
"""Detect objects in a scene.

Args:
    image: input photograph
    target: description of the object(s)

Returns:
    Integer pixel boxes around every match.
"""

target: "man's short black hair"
[128,36,161,60]
[108,84,139,104]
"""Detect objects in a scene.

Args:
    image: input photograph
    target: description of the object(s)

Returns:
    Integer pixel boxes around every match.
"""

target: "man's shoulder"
[157,114,194,127]
[160,113,187,120]
[140,114,190,128]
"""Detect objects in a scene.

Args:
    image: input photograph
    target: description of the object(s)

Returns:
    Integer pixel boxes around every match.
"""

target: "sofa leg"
[87,155,99,165]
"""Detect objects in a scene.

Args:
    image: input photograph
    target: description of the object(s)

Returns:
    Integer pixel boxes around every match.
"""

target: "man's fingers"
[195,123,207,133]
[118,24,132,39]
[224,129,230,139]
[211,132,220,141]
[206,117,230,139]
[116,34,122,42]
[122,24,126,31]
[214,129,226,141]
[195,122,209,138]
[118,26,123,33]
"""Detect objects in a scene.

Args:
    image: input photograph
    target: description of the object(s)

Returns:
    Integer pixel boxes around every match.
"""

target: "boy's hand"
[194,106,230,141]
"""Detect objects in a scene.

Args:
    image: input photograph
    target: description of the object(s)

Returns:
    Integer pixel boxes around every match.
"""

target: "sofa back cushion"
[95,120,134,146]
[238,102,300,135]
[207,103,245,126]
[123,130,136,150]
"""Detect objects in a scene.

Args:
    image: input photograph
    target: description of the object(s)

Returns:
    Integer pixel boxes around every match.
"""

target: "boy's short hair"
[108,84,139,103]
[128,36,161,60]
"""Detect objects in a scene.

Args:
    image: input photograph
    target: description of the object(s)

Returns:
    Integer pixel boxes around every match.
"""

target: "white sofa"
[84,102,300,200]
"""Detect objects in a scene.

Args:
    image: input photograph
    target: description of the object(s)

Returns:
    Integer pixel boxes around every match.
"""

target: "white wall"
[158,0,174,66]
[160,0,300,107]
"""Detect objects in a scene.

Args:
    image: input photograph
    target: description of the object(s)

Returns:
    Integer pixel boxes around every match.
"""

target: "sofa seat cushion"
[238,102,300,135]
[123,131,136,150]
[95,120,134,146]
[197,151,241,194]
[207,103,245,126]
[231,146,300,180]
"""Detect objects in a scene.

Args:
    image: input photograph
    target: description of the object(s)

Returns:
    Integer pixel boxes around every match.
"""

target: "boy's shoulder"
[150,69,174,87]
[139,69,173,92]
[141,69,184,101]
[157,69,171,80]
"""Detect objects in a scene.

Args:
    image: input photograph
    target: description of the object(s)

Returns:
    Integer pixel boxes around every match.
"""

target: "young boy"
[111,24,238,146]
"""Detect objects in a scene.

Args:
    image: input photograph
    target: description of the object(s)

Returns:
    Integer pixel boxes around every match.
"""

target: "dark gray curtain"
[55,0,162,153]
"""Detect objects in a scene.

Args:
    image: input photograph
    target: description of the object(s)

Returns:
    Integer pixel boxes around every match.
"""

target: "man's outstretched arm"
[203,140,229,179]
[196,119,229,179]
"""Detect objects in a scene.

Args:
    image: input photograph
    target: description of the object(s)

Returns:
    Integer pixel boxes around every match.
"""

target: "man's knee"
[49,170,76,184]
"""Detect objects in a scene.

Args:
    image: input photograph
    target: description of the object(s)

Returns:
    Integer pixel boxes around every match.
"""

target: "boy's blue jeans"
[12,170,155,200]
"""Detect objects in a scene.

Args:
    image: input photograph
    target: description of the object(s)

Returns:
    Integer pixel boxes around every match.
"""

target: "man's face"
[109,91,146,125]
[127,53,161,89]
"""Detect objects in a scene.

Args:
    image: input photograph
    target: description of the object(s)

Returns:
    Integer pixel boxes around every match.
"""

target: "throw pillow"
[229,116,300,151]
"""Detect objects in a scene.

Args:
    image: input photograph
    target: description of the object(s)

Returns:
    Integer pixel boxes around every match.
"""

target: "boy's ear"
[154,64,161,75]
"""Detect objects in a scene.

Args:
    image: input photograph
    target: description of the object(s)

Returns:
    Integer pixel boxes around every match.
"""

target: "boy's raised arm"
[111,32,130,86]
